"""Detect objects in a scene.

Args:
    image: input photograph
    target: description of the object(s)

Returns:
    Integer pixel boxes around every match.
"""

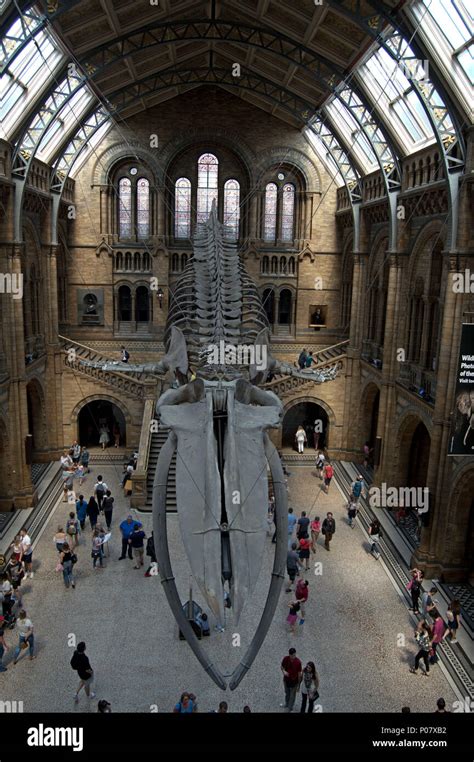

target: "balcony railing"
[361,339,383,369]
[398,363,436,404]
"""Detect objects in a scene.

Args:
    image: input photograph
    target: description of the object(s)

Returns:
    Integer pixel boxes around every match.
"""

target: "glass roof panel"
[326,98,378,172]
[36,86,95,161]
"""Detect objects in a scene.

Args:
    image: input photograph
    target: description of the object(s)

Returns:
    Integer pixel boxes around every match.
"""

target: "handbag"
[20,639,29,650]
[55,562,64,572]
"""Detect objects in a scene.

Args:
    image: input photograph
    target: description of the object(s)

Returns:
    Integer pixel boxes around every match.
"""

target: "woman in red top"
[297,536,311,571]
[323,463,334,494]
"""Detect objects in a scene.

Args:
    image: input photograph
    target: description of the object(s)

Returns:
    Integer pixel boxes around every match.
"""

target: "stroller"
[1,591,17,629]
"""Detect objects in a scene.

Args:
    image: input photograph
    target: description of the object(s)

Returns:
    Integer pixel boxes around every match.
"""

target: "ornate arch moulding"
[92,140,164,186]
[70,393,133,425]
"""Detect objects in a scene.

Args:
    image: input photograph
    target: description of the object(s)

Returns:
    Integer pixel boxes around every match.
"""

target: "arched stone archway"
[74,396,130,448]
[444,468,474,582]
[360,382,380,451]
[281,397,335,450]
[393,414,431,488]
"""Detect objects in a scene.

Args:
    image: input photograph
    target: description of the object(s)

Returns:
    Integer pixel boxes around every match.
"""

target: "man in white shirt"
[60,451,73,470]
[19,528,33,578]
[94,476,108,510]
[13,610,35,663]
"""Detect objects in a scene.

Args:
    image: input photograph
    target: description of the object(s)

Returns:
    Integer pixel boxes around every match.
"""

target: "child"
[287,599,301,634]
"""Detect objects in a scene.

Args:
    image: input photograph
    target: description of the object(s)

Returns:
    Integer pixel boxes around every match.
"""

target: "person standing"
[295,578,309,624]
[351,475,366,503]
[94,476,108,511]
[71,642,95,702]
[297,349,307,370]
[321,512,336,551]
[91,530,104,569]
[99,426,109,450]
[6,557,24,605]
[76,495,88,531]
[121,346,130,363]
[12,610,35,664]
[280,648,302,712]
[119,515,142,560]
[420,586,438,621]
[0,616,9,672]
[59,542,75,589]
[347,498,358,528]
[80,446,90,474]
[322,461,334,493]
[54,526,67,553]
[310,516,321,552]
[129,524,146,569]
[19,528,33,579]
[430,610,449,664]
[87,496,99,531]
[407,569,423,614]
[409,621,432,677]
[313,421,320,450]
[300,662,319,713]
[66,512,80,548]
[296,511,310,540]
[295,425,307,453]
[446,600,461,642]
[285,543,299,593]
[173,693,196,713]
[71,441,81,464]
[102,490,114,530]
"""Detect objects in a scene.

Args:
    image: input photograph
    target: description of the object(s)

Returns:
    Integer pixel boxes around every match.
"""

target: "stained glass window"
[137,178,150,239]
[175,177,191,238]
[223,179,240,239]
[118,178,132,238]
[281,183,295,242]
[264,183,278,242]
[197,153,218,223]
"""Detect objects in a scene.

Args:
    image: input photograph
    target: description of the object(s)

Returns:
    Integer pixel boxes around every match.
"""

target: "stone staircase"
[264,339,349,398]
[59,335,146,399]
[144,427,177,512]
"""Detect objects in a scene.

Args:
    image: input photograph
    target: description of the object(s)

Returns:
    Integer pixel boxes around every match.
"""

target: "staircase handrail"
[136,399,155,475]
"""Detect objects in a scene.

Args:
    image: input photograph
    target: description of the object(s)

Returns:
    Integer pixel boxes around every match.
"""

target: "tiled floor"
[0,462,458,713]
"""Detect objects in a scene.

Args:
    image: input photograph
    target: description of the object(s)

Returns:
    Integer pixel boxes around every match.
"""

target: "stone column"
[99,186,109,235]
[157,186,165,238]
[46,245,59,344]
[413,254,464,573]
[248,189,258,241]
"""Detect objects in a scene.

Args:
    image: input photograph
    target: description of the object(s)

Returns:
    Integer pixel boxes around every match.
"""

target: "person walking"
[173,693,196,713]
[295,425,307,454]
[80,446,90,474]
[347,498,358,528]
[351,474,366,503]
[322,461,334,493]
[407,569,423,614]
[99,426,109,451]
[129,524,146,569]
[59,542,76,589]
[12,610,35,664]
[296,511,310,540]
[300,662,319,713]
[121,346,130,363]
[0,616,9,672]
[280,648,302,712]
[315,451,325,479]
[286,599,301,634]
[102,490,114,530]
[94,476,108,511]
[76,495,88,531]
[87,496,100,531]
[369,519,382,558]
[321,512,336,551]
[287,507,297,547]
[144,533,158,577]
[310,516,321,552]
[66,512,80,548]
[446,600,461,642]
[19,528,33,579]
[409,621,432,677]
[286,543,299,592]
[297,536,311,572]
[119,515,142,560]
[295,578,309,624]
[71,441,81,464]
[71,642,95,702]
[7,557,25,605]
[91,529,104,569]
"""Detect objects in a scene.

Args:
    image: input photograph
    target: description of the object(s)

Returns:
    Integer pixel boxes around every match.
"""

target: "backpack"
[352,481,362,497]
[95,483,105,495]
[70,651,80,670]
